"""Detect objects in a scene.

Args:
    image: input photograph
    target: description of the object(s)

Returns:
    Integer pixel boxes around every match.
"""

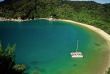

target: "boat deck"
[70,52,83,58]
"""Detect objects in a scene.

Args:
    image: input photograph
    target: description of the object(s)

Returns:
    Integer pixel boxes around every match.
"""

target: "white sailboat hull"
[70,52,83,58]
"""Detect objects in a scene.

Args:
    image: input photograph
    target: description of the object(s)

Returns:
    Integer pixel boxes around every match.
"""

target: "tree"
[0,42,26,74]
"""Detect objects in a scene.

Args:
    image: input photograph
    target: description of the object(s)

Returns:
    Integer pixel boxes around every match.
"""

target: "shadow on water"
[26,65,31,70]
[38,68,46,72]
[73,64,77,67]
[94,43,100,46]
[25,60,46,73]
[30,61,38,65]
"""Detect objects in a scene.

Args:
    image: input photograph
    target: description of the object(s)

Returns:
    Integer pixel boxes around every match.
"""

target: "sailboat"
[70,40,83,58]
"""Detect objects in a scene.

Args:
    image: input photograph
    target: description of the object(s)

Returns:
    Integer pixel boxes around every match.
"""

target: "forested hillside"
[0,0,110,34]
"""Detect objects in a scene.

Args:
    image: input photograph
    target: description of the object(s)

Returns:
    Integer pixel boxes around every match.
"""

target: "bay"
[0,20,109,74]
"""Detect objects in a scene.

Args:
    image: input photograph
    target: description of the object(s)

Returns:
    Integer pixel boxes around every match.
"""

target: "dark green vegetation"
[0,0,110,34]
[0,0,110,73]
[0,42,26,74]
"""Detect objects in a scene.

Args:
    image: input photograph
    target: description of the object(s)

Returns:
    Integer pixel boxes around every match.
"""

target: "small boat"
[70,40,83,58]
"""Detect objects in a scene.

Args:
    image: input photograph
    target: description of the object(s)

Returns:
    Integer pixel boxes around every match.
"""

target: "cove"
[0,20,109,74]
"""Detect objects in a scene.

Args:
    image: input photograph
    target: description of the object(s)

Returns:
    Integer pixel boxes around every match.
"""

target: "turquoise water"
[0,20,109,74]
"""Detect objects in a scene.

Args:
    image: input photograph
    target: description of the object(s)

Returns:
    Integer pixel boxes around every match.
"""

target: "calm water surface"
[0,20,109,74]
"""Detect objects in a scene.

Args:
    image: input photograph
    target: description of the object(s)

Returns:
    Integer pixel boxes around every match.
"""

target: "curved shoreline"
[57,19,110,74]
[0,17,52,22]
[0,18,110,74]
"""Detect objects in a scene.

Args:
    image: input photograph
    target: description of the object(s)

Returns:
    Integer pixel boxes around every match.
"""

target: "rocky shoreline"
[0,17,56,22]
[0,17,33,22]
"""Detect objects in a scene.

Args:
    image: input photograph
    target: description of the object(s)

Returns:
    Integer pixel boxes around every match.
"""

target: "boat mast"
[76,40,78,52]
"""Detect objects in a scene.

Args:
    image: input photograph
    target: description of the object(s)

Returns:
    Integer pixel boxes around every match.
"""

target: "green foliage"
[13,64,26,72]
[0,1,110,73]
[2,0,109,34]
[4,44,16,56]
[0,1,110,34]
[0,0,110,34]
[0,42,25,74]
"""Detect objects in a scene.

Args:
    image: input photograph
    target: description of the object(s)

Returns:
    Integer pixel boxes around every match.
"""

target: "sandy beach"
[26,18,110,73]
[57,19,110,74]
[0,18,110,73]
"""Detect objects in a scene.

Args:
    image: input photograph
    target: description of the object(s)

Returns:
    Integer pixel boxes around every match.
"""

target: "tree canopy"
[0,0,110,73]
[0,0,110,34]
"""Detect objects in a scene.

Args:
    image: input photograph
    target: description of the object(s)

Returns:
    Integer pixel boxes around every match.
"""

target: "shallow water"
[0,20,109,74]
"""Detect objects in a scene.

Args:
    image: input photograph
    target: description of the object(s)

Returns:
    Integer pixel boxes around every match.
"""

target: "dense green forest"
[0,0,110,34]
[0,0,110,74]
